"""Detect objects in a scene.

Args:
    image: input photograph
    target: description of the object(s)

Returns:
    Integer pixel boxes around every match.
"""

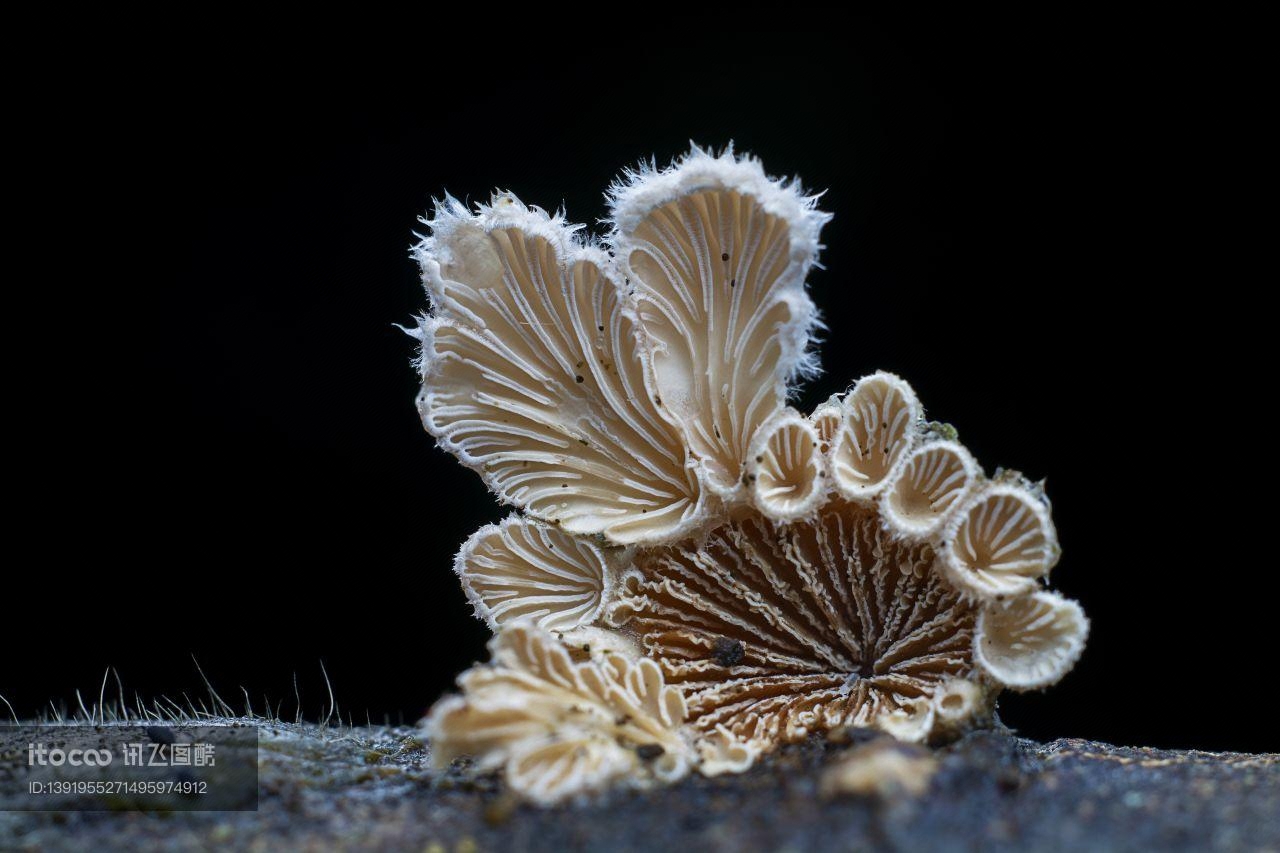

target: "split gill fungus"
[405,148,1088,804]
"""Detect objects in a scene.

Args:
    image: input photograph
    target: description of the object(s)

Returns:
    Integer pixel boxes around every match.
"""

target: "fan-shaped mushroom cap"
[941,483,1059,599]
[425,623,695,805]
[880,440,981,540]
[746,409,825,522]
[872,697,936,743]
[975,591,1089,690]
[456,516,618,633]
[606,502,984,747]
[411,195,706,546]
[610,148,829,500]
[830,373,921,503]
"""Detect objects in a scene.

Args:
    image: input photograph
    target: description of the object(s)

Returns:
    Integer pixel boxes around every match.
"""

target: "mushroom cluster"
[407,149,1088,803]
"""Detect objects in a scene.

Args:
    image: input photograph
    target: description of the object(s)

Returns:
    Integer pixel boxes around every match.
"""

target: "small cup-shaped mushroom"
[872,696,935,743]
[808,398,843,453]
[829,372,920,503]
[746,410,824,522]
[928,678,992,740]
[975,591,1088,690]
[940,483,1058,599]
[880,441,980,540]
[456,516,616,632]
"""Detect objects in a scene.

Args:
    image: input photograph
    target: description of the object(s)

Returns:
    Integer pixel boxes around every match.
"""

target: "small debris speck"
[712,637,745,667]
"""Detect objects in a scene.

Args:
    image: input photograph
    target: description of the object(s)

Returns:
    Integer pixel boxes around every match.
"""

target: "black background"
[7,19,1270,753]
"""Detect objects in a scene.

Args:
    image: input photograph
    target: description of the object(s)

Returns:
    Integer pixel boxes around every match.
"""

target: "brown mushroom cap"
[607,502,987,746]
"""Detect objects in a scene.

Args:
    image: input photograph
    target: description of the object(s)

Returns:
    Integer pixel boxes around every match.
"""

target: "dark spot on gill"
[712,637,745,667]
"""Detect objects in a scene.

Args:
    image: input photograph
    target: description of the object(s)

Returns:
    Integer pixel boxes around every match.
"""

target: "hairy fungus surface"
[410,148,1089,804]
